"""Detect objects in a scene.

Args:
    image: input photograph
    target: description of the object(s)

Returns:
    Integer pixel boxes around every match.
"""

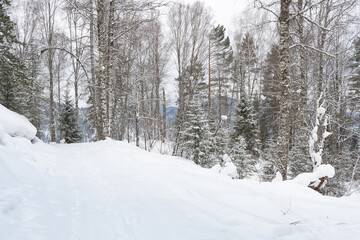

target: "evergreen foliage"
[209,25,233,115]
[59,92,82,143]
[230,135,256,179]
[288,139,312,178]
[0,0,29,114]
[261,140,277,181]
[211,121,230,165]
[260,44,280,147]
[349,37,360,109]
[180,96,212,167]
[231,95,260,157]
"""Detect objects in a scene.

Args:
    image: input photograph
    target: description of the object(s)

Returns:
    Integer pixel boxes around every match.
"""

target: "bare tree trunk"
[135,110,139,147]
[277,0,292,180]
[96,0,107,140]
[162,87,166,143]
[49,53,55,142]
[208,36,211,114]
[119,93,128,141]
[89,0,99,139]
[42,0,57,143]
[298,0,307,131]
[106,0,114,137]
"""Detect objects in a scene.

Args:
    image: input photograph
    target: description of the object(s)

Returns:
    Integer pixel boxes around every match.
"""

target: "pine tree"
[239,32,259,99]
[209,25,233,116]
[180,96,212,167]
[231,95,260,157]
[59,92,82,143]
[230,135,255,179]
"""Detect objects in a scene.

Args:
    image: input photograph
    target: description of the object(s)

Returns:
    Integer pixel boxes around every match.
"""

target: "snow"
[311,126,318,142]
[272,171,283,182]
[317,106,326,115]
[310,152,322,167]
[212,154,238,179]
[293,164,335,188]
[1,108,360,239]
[0,104,36,141]
[221,115,228,121]
[293,172,318,186]
[323,130,332,139]
[315,164,335,178]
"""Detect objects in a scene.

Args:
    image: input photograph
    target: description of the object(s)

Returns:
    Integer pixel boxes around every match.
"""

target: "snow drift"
[1,105,360,240]
[0,104,36,142]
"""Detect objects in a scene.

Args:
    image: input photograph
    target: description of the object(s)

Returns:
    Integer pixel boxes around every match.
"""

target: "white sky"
[183,0,251,33]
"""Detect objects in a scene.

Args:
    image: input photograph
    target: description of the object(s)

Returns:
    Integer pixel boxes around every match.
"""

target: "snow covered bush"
[212,154,239,179]
[293,164,335,193]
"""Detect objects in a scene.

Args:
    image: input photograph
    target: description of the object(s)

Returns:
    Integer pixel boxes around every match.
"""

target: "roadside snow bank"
[293,164,335,188]
[0,138,360,240]
[0,104,36,142]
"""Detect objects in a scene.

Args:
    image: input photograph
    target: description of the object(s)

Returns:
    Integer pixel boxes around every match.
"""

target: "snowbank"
[0,104,36,142]
[293,164,335,188]
[0,131,359,239]
[212,154,239,179]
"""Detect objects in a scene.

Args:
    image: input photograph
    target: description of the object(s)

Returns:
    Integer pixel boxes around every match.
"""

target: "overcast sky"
[183,0,251,33]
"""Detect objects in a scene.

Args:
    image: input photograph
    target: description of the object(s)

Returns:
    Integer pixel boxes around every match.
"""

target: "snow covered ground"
[1,105,360,240]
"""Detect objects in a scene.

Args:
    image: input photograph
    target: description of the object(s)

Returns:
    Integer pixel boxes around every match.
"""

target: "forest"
[0,0,359,196]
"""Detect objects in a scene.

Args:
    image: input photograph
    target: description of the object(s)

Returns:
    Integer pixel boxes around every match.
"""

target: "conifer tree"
[349,37,360,110]
[231,95,260,157]
[230,135,255,179]
[260,44,280,147]
[180,95,212,167]
[211,121,230,165]
[239,32,259,99]
[209,25,233,116]
[59,92,82,143]
[261,140,277,182]
[0,0,28,114]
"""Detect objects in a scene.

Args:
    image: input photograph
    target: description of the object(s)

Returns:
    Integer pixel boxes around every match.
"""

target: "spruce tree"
[260,44,280,147]
[230,136,256,179]
[261,140,277,181]
[349,37,360,110]
[180,96,212,167]
[231,95,260,157]
[59,92,82,143]
[212,122,230,164]
[0,0,28,114]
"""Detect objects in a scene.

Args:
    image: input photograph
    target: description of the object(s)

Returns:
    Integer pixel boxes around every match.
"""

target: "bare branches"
[254,0,279,18]
[288,0,328,21]
[289,43,336,58]
[40,47,90,81]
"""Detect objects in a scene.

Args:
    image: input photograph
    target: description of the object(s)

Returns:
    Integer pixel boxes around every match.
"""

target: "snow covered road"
[1,138,360,240]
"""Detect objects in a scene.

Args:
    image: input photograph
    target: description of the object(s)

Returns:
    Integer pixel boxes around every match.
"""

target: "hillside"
[1,105,360,240]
